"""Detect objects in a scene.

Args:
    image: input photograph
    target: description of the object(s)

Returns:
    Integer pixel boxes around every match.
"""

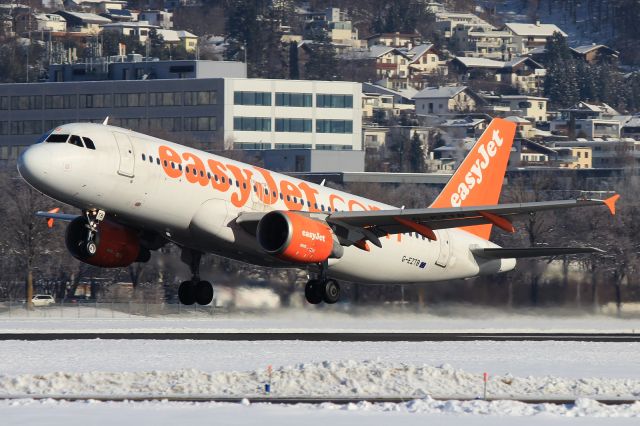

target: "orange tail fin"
[430,118,516,240]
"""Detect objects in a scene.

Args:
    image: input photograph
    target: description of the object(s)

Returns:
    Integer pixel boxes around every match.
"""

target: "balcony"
[376,63,398,70]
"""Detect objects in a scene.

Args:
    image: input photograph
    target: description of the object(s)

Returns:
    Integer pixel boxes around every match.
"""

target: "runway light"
[265,365,273,394]
[483,372,489,399]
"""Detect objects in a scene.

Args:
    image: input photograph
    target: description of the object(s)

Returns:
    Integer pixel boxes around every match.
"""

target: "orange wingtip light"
[604,194,620,215]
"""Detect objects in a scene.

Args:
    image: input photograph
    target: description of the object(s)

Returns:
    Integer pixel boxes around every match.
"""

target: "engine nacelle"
[65,217,147,268]
[256,211,335,264]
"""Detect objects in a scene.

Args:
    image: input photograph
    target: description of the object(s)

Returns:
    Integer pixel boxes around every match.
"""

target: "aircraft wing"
[325,195,619,247]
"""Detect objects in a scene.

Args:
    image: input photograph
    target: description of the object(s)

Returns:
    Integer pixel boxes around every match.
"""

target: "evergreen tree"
[147,28,166,59]
[303,30,340,81]
[409,132,425,173]
[543,32,580,107]
[289,41,299,80]
[225,0,287,78]
[371,0,435,35]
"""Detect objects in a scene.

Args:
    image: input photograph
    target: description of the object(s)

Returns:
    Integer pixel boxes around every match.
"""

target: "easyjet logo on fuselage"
[450,130,504,208]
[156,145,381,214]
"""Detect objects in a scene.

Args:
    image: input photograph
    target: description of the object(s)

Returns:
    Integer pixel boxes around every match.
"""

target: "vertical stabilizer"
[430,118,516,239]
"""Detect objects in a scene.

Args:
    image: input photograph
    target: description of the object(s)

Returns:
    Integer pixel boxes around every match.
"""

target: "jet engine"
[65,217,150,267]
[256,211,339,263]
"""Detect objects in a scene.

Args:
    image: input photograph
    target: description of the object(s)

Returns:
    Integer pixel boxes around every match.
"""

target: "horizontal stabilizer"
[35,211,79,222]
[471,247,604,259]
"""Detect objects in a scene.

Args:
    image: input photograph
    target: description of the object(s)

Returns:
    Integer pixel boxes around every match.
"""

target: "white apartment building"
[504,22,567,54]
[224,79,362,151]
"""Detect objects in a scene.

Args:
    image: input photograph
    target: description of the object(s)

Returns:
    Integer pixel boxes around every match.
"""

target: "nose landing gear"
[178,249,214,306]
[83,209,105,257]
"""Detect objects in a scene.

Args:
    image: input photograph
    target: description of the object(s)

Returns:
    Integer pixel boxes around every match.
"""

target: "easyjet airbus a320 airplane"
[18,118,619,305]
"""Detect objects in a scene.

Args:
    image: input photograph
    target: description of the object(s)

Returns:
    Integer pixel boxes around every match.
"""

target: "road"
[1,332,639,341]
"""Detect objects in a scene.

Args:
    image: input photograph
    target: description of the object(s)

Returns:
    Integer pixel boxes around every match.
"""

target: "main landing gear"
[304,262,340,305]
[178,250,214,306]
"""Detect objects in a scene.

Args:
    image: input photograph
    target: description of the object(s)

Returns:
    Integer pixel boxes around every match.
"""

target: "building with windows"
[225,78,361,151]
[0,78,362,162]
[48,58,246,83]
[482,94,548,122]
[504,22,567,54]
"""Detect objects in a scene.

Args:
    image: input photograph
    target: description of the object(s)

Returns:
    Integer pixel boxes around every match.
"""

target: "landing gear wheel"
[86,241,98,256]
[323,279,340,304]
[195,281,214,306]
[178,281,196,305]
[305,279,323,305]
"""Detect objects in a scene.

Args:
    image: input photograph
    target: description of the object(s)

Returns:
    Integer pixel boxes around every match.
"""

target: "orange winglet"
[46,207,60,229]
[604,194,620,215]
[394,216,438,241]
[353,239,370,252]
[478,211,515,233]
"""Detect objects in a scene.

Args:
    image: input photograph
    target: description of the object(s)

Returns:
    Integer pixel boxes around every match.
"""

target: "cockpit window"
[46,134,69,143]
[83,137,96,150]
[68,135,84,148]
[36,131,53,144]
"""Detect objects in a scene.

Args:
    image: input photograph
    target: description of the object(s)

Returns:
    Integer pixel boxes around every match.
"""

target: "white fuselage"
[18,123,515,284]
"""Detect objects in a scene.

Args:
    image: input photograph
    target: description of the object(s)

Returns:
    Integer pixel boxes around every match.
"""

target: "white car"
[32,294,55,307]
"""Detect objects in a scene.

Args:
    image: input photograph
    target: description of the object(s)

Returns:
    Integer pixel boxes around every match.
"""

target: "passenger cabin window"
[46,134,69,143]
[68,135,84,148]
[82,137,96,150]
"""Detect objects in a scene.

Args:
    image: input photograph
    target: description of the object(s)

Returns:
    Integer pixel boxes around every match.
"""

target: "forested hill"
[479,0,640,65]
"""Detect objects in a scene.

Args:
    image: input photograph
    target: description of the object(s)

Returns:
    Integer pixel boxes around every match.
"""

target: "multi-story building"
[139,10,173,29]
[504,22,567,54]
[449,56,546,94]
[435,12,494,40]
[414,85,485,115]
[14,12,67,34]
[554,140,638,168]
[48,58,245,82]
[0,77,362,162]
[226,78,361,151]
[100,20,157,44]
[452,26,517,60]
[482,94,548,122]
[366,32,422,48]
[551,102,622,138]
[555,147,593,169]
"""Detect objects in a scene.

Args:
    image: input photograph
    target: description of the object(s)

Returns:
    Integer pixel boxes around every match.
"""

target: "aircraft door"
[113,132,135,178]
[250,177,269,211]
[435,229,450,267]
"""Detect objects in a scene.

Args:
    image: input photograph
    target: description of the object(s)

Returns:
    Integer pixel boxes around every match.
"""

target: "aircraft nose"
[17,144,51,190]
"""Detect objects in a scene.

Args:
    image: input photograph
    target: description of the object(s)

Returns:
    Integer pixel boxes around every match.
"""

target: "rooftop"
[57,11,112,24]
[504,22,567,37]
[413,86,467,99]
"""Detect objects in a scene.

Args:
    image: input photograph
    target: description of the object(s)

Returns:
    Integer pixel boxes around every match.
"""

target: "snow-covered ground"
[1,311,639,422]
[1,398,640,426]
[2,307,640,333]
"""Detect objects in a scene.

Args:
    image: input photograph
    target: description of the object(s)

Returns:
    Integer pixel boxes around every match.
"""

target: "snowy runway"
[1,311,639,423]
